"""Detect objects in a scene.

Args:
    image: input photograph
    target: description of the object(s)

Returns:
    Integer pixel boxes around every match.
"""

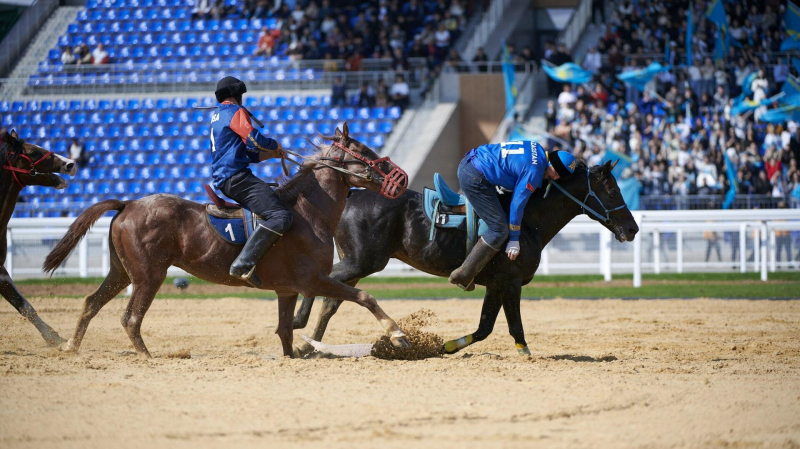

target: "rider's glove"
[506,240,520,261]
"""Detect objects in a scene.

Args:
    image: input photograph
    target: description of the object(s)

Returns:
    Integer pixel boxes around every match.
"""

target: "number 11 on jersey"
[500,141,525,158]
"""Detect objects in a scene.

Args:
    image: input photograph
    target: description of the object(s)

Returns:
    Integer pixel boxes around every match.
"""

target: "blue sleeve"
[244,129,278,162]
[508,172,537,240]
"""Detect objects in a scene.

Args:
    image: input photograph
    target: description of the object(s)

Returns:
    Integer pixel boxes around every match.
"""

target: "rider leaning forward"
[449,141,577,290]
[210,76,292,287]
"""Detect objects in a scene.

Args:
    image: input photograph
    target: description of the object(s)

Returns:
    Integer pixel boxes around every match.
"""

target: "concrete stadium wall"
[0,0,57,77]
[458,74,506,158]
[408,103,462,193]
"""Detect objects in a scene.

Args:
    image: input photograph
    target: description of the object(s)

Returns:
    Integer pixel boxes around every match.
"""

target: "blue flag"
[705,0,728,28]
[741,72,757,98]
[730,98,765,116]
[782,75,800,97]
[502,43,517,112]
[616,62,670,92]
[722,151,737,209]
[713,28,727,65]
[541,61,593,84]
[601,149,639,210]
[759,103,800,123]
[787,1,800,37]
[686,3,694,66]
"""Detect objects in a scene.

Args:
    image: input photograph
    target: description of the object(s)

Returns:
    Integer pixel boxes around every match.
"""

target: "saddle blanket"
[205,205,263,246]
[423,173,489,253]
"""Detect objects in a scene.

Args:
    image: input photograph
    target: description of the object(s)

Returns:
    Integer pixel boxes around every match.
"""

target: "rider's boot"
[230,225,283,288]
[448,237,499,291]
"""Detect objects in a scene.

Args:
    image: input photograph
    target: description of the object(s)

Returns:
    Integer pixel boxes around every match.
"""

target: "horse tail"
[43,200,127,275]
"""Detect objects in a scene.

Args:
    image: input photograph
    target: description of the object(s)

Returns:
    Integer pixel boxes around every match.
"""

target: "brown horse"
[1,129,77,346]
[44,123,411,358]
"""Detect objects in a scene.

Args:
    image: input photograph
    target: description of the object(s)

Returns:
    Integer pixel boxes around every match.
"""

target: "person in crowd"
[69,139,86,168]
[583,46,602,73]
[61,47,76,65]
[389,73,410,109]
[91,44,109,64]
[356,82,375,107]
[75,44,92,65]
[331,76,347,106]
[253,27,275,56]
[192,0,212,19]
[472,47,489,72]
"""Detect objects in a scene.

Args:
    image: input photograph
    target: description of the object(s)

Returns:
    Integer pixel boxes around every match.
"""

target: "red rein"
[3,151,54,188]
[332,141,408,199]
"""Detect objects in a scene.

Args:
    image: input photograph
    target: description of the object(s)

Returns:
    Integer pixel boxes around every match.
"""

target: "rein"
[3,150,54,188]
[544,173,626,225]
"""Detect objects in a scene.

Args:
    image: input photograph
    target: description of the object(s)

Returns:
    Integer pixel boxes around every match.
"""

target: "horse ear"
[602,159,617,177]
[9,129,18,140]
[334,127,342,140]
[342,122,349,140]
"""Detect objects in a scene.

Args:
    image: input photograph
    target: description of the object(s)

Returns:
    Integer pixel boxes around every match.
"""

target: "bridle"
[282,140,408,199]
[2,144,54,188]
[545,171,627,225]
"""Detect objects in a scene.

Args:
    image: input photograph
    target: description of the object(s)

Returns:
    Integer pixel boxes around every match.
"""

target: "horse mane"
[0,137,23,191]
[274,147,326,205]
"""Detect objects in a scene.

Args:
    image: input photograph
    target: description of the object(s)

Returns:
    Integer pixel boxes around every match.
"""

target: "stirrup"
[238,265,263,289]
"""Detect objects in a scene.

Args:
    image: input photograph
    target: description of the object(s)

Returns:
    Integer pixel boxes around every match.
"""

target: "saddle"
[204,185,264,246]
[423,173,489,254]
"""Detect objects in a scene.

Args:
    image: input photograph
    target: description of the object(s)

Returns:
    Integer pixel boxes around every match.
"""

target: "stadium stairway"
[0,6,80,100]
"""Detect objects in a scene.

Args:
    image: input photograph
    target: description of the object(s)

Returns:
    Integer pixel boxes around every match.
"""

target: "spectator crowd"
[543,0,800,206]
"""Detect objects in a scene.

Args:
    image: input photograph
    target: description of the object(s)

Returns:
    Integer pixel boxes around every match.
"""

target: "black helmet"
[215,76,247,102]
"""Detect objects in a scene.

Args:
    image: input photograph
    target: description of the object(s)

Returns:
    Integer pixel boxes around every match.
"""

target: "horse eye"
[609,189,617,198]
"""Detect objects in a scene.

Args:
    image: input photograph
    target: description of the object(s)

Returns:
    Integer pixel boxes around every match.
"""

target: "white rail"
[6,210,800,286]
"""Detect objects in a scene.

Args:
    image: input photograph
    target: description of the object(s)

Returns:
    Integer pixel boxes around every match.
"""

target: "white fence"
[6,210,800,287]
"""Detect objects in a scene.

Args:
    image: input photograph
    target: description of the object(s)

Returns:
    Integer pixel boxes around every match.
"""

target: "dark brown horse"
[292,160,639,355]
[44,124,411,358]
[1,130,77,346]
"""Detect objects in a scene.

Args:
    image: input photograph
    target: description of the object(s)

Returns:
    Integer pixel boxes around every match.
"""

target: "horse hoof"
[44,333,67,348]
[390,331,411,348]
[517,345,531,356]
[59,339,78,353]
[293,343,313,358]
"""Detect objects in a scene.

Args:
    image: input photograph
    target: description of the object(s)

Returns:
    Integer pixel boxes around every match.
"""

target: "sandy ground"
[1,296,799,448]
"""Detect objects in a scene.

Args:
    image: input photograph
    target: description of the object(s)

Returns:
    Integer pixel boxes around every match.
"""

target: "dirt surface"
[1,297,799,448]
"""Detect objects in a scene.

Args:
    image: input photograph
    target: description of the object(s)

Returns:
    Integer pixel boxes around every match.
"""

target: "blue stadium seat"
[167,125,180,136]
[144,181,157,194]
[364,121,377,134]
[370,135,385,148]
[139,167,152,179]
[91,167,107,179]
[43,112,57,125]
[379,121,393,133]
[40,101,53,112]
[168,166,182,178]
[387,107,401,119]
[146,153,161,165]
[108,167,122,179]
[122,167,137,179]
[199,165,211,177]
[162,152,177,164]
[127,181,142,194]
[348,122,362,134]
[131,152,145,165]
[188,138,202,150]
[117,153,133,165]
[172,138,186,150]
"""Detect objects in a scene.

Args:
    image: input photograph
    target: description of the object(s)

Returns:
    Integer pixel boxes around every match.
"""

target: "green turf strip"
[18,272,800,299]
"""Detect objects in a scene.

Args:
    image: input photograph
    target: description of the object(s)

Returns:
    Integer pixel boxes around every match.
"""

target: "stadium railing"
[639,194,788,210]
[7,211,800,284]
[557,0,592,53]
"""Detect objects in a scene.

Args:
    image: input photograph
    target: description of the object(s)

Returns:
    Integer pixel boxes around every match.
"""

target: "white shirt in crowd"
[434,29,450,47]
[92,48,109,64]
[389,81,409,97]
[69,143,83,161]
[557,90,577,106]
[583,51,602,73]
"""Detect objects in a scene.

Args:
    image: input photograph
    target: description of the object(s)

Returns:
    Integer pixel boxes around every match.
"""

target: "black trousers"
[221,169,293,234]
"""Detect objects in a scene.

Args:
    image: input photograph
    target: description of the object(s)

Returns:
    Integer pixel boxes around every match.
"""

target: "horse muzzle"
[379,165,408,199]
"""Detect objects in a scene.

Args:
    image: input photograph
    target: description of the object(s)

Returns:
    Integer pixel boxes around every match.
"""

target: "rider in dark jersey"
[209,76,292,287]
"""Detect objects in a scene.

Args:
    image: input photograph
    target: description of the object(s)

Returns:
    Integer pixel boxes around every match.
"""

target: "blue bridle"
[544,173,627,225]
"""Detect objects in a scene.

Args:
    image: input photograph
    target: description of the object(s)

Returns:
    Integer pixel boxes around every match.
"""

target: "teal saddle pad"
[423,173,488,253]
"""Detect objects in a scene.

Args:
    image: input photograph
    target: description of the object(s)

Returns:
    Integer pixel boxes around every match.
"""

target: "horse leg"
[292,295,314,329]
[61,262,130,353]
[0,266,65,346]
[499,277,530,355]
[276,293,299,357]
[120,269,166,359]
[293,257,373,330]
[308,275,410,348]
[443,282,504,354]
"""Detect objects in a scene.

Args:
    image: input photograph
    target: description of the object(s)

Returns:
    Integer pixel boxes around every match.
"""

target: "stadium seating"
[7,94,401,217]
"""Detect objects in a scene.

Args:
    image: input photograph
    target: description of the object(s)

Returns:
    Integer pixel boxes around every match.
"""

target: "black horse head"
[1,129,76,190]
[555,159,639,242]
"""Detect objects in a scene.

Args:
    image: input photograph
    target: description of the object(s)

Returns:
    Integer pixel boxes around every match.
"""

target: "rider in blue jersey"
[449,141,576,290]
[210,76,292,288]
